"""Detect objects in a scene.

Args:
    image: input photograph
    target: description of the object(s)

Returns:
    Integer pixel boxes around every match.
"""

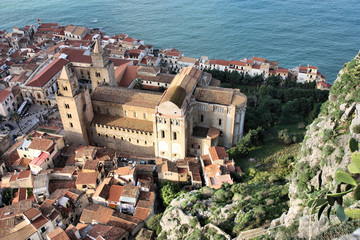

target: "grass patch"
[236,123,303,171]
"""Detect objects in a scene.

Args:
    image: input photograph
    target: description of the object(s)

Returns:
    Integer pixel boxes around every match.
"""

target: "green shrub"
[146,213,163,235]
[188,229,202,240]
[213,189,233,203]
[336,147,345,164]
[159,181,185,207]
[323,145,335,157]
[322,129,334,142]
[349,138,359,152]
[353,125,360,134]
[214,234,227,240]
[269,175,280,183]
[278,129,293,144]
[190,217,198,228]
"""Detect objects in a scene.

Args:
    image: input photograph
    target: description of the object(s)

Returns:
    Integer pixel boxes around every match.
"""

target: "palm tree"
[9,111,22,133]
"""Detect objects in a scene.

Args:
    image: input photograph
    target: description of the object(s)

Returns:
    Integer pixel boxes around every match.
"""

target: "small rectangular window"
[219,119,222,126]
[70,122,73,128]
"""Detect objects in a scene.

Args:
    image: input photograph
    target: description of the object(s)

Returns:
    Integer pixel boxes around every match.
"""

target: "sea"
[1,0,360,83]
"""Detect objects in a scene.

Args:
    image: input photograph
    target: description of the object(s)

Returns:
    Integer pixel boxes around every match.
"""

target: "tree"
[2,188,17,205]
[159,181,184,207]
[134,78,143,89]
[278,129,293,144]
[9,111,22,132]
[146,213,163,235]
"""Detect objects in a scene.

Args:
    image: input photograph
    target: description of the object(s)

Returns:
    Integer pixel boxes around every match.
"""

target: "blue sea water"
[0,0,359,83]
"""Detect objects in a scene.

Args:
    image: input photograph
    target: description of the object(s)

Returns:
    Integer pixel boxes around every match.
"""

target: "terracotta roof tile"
[134,207,152,221]
[47,227,70,240]
[26,58,68,87]
[18,170,31,179]
[76,171,98,185]
[23,207,41,220]
[253,57,266,62]
[107,185,124,202]
[31,215,49,229]
[116,166,135,176]
[28,137,54,152]
[88,224,126,240]
[0,89,11,102]
[209,146,228,161]
[83,160,99,171]
[91,86,162,109]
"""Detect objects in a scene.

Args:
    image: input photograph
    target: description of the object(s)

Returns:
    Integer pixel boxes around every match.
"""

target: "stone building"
[57,40,247,160]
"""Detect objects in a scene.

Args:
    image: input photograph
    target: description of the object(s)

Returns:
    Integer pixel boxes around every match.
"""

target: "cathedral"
[56,39,247,160]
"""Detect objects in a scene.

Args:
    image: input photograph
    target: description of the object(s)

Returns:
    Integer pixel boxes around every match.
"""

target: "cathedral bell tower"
[90,38,116,90]
[56,64,93,146]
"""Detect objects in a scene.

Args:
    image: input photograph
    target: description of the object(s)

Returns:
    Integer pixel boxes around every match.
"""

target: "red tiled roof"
[47,227,70,240]
[0,89,11,102]
[23,207,41,220]
[116,166,135,176]
[134,207,152,221]
[308,65,318,70]
[116,65,139,87]
[31,215,49,229]
[209,146,228,161]
[209,59,230,66]
[299,65,307,73]
[59,48,91,63]
[178,168,188,174]
[26,58,68,87]
[28,137,54,152]
[277,68,289,74]
[110,58,131,67]
[76,171,98,185]
[230,60,246,66]
[123,37,135,44]
[30,152,50,166]
[18,170,31,179]
[39,23,58,28]
[107,185,124,202]
[165,49,182,57]
[253,57,266,62]
[317,81,331,88]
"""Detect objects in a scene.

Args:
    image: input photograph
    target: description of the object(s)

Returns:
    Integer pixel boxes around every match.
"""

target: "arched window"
[173,132,177,140]
[161,130,165,138]
[218,119,222,126]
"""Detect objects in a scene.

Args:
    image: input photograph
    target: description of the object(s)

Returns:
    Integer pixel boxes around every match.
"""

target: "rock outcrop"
[274,52,360,239]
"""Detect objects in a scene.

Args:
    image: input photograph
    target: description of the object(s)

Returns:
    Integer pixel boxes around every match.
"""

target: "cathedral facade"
[57,40,247,160]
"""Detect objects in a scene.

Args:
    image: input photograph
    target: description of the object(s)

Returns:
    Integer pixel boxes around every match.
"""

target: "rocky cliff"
[275,52,360,239]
